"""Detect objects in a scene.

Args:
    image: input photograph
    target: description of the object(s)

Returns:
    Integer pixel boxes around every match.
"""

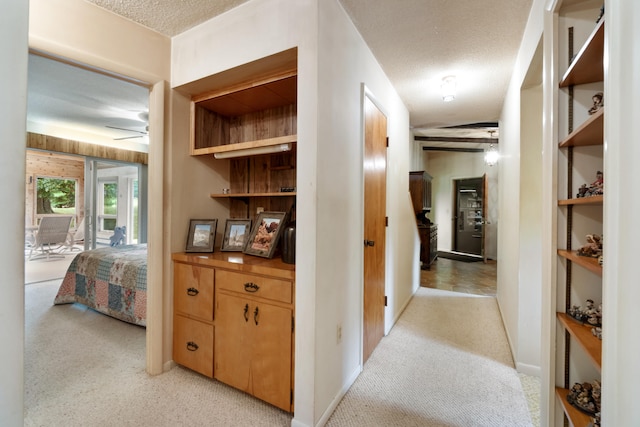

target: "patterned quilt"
[54,244,147,327]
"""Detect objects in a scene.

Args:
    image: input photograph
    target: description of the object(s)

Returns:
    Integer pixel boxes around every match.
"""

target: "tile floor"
[420,256,497,296]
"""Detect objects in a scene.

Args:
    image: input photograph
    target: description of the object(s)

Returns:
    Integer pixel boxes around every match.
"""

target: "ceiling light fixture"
[441,76,456,102]
[484,131,499,167]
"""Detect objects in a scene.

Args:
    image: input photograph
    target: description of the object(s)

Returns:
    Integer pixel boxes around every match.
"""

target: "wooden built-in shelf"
[557,312,602,371]
[558,250,602,276]
[559,19,604,87]
[559,108,603,148]
[558,195,603,206]
[192,135,297,157]
[210,192,296,199]
[555,387,595,427]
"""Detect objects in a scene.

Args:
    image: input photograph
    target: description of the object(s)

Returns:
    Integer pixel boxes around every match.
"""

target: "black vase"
[281,222,296,264]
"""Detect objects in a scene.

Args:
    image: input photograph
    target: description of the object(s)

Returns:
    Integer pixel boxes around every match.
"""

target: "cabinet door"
[215,292,293,412]
[174,262,214,320]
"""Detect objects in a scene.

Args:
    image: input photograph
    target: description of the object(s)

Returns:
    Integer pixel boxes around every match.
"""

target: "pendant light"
[484,130,499,167]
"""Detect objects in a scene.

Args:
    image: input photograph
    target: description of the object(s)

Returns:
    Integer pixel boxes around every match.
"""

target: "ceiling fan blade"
[113,135,143,140]
[106,125,148,135]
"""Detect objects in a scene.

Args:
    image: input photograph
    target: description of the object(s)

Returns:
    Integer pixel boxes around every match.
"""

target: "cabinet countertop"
[172,252,295,280]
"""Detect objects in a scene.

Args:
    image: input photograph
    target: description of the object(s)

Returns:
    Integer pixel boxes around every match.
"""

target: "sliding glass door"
[84,158,147,249]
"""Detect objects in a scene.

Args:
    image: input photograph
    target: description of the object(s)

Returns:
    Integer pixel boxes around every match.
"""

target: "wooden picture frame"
[243,212,287,258]
[185,219,217,253]
[220,219,252,252]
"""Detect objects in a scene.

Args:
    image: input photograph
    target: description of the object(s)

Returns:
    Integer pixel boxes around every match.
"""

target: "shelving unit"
[188,62,298,220]
[555,6,604,426]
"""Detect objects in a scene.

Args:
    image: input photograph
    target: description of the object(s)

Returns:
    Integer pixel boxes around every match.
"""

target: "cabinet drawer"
[216,269,292,304]
[173,315,214,378]
[174,262,214,320]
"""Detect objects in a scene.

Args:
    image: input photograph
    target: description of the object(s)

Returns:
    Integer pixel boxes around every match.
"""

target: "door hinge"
[291,389,294,405]
[384,296,388,306]
[292,316,295,332]
[386,136,389,147]
[385,216,388,227]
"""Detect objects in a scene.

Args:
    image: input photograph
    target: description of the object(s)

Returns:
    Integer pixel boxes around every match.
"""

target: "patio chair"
[27,215,73,260]
[64,217,85,252]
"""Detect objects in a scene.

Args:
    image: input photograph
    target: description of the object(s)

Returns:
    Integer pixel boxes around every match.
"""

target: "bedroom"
[25,52,152,328]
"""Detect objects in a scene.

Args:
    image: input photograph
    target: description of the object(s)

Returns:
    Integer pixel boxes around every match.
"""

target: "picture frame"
[185,219,218,253]
[243,211,287,258]
[220,219,252,252]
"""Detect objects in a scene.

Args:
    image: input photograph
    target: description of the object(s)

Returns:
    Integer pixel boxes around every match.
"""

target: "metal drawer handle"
[244,303,249,322]
[187,287,199,296]
[186,341,199,352]
[254,306,259,325]
[244,282,260,293]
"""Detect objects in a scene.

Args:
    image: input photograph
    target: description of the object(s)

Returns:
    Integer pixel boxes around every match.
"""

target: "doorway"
[452,176,486,256]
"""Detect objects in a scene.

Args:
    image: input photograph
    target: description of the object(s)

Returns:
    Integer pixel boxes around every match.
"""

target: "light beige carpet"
[25,282,535,426]
[326,287,534,426]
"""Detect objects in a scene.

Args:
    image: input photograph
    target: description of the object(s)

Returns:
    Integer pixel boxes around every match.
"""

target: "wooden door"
[363,95,387,364]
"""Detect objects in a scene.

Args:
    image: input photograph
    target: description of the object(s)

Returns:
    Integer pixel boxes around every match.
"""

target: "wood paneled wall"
[27,132,148,164]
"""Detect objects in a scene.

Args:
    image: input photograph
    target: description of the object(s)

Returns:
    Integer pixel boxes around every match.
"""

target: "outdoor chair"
[65,217,85,252]
[26,215,73,260]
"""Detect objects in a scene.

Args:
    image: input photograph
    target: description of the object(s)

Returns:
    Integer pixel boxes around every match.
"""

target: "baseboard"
[516,362,541,377]
[315,364,362,427]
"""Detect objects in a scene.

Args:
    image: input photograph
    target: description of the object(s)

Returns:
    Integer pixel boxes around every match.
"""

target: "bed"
[54,243,147,327]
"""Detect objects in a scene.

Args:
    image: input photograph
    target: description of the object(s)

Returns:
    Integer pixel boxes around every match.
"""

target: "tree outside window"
[36,177,77,219]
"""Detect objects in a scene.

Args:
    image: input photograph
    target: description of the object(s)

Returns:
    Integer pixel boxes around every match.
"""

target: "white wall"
[424,150,498,259]
[518,82,542,375]
[498,0,544,383]
[171,1,416,425]
[0,1,28,425]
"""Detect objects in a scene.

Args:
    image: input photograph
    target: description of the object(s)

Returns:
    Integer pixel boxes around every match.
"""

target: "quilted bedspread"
[54,244,147,327]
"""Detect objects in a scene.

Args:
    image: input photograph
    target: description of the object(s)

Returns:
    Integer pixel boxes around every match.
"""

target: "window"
[35,177,77,225]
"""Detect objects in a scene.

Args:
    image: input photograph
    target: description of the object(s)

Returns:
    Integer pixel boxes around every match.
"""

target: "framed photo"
[220,219,252,252]
[185,219,218,253]
[243,211,287,258]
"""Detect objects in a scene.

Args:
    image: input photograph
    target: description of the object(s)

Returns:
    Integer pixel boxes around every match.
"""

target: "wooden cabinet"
[554,7,604,426]
[409,171,432,214]
[410,171,437,269]
[172,252,295,412]
[418,225,437,270]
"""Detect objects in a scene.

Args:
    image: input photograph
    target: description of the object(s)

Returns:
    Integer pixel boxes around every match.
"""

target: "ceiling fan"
[106,125,149,140]
[106,111,149,140]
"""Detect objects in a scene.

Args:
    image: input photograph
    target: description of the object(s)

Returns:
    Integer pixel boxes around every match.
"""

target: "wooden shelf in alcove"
[210,192,297,199]
[558,195,603,206]
[559,108,603,148]
[557,312,602,371]
[558,250,602,277]
[559,19,604,87]
[192,134,297,157]
[555,387,595,427]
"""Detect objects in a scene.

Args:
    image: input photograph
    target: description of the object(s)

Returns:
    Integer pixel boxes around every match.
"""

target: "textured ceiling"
[339,0,533,131]
[29,0,534,146]
[87,0,251,36]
